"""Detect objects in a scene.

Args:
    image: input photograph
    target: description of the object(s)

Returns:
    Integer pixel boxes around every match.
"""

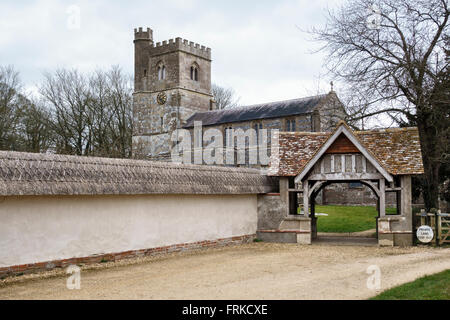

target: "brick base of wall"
[0,234,256,279]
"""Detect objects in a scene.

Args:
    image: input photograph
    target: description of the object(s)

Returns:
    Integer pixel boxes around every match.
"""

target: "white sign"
[416,225,434,243]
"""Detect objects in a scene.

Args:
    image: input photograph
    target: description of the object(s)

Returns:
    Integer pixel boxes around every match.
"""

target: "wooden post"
[437,210,441,246]
[420,209,426,226]
[303,180,309,217]
[379,178,386,217]
[400,175,412,229]
[431,214,436,245]
[279,177,290,217]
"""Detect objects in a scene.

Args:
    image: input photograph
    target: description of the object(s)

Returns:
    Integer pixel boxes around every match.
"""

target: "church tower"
[132,27,214,160]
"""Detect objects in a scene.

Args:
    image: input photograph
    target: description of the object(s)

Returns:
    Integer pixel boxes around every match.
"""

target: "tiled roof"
[269,126,424,176]
[269,132,331,176]
[184,94,328,128]
[0,151,278,196]
[356,128,424,175]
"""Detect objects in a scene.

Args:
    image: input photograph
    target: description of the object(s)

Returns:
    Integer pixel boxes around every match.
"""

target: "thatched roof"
[0,151,278,196]
[269,125,424,177]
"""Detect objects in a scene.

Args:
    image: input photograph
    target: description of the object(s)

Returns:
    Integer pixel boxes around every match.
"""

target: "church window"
[286,119,296,132]
[225,126,233,146]
[158,65,166,81]
[190,65,199,81]
[254,123,263,143]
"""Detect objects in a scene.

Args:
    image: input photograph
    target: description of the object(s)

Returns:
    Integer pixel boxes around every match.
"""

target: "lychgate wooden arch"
[262,121,424,246]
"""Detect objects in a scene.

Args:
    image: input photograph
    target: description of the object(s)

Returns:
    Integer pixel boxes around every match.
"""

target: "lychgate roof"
[268,123,424,177]
[0,151,278,196]
[184,94,328,128]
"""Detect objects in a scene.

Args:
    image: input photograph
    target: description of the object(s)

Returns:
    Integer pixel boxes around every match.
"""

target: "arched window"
[190,64,199,81]
[157,64,166,81]
[286,119,296,132]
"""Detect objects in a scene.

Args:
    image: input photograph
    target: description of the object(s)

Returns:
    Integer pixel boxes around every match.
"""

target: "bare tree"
[40,67,133,158]
[0,66,23,150]
[18,101,53,153]
[211,83,240,109]
[311,0,449,210]
[40,69,92,155]
[0,66,52,153]
[106,66,133,158]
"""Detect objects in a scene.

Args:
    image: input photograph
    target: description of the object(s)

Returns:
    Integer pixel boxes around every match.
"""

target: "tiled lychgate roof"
[356,128,424,175]
[184,94,328,128]
[268,132,331,176]
[269,127,424,176]
[0,151,278,196]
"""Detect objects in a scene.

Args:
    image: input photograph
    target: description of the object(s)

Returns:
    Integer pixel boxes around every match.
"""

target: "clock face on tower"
[157,92,167,105]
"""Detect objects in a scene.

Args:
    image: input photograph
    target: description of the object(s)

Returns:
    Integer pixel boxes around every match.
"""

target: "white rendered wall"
[0,194,257,267]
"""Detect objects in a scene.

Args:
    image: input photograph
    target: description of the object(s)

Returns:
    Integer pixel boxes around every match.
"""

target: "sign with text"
[416,225,434,243]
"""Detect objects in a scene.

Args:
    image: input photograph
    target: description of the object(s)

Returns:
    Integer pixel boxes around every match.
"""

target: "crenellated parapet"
[150,37,211,60]
[134,27,153,42]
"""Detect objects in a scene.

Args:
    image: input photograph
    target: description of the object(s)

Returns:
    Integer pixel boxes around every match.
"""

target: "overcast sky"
[0,0,345,105]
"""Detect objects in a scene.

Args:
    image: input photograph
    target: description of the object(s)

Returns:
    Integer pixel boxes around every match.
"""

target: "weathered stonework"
[257,193,286,230]
[132,28,214,160]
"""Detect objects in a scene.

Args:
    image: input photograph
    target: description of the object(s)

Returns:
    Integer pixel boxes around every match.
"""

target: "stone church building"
[131,27,346,163]
[130,27,393,207]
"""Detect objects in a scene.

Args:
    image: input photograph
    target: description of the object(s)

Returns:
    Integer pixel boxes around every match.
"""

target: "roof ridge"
[355,127,418,134]
[195,93,328,116]
[279,131,331,136]
[239,93,328,110]
[0,151,264,174]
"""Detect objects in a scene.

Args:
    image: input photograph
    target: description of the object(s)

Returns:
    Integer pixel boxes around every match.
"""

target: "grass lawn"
[371,269,450,300]
[314,205,397,233]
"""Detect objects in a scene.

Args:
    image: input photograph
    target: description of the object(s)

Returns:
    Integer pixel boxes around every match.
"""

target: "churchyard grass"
[315,205,397,233]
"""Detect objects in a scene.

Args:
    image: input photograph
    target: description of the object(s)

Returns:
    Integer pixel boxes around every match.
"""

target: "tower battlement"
[151,37,211,60]
[134,27,153,41]
[133,27,213,159]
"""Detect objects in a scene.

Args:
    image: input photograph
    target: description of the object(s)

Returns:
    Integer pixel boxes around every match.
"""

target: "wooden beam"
[308,181,325,198]
[279,177,290,217]
[400,175,412,227]
[330,155,335,172]
[341,155,345,173]
[308,172,384,181]
[362,157,367,173]
[303,180,309,217]
[294,124,393,183]
[352,155,356,172]
[386,187,402,192]
[361,179,381,197]
[379,178,386,217]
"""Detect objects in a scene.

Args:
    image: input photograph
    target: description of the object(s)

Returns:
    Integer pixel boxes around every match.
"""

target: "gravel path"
[1,243,449,300]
